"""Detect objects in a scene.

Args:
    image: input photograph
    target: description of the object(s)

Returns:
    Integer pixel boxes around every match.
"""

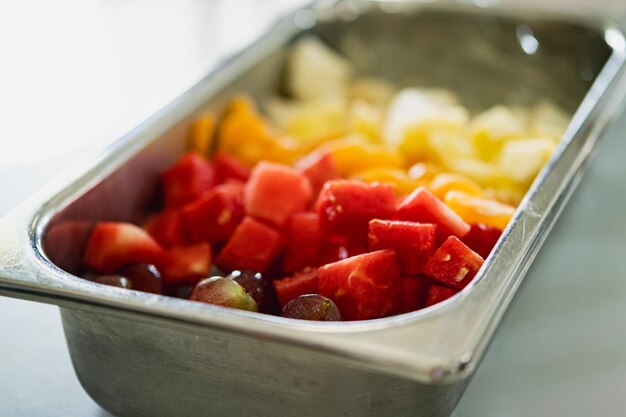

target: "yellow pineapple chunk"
[531,101,570,140]
[384,88,469,146]
[265,96,347,148]
[349,77,397,106]
[470,105,528,140]
[428,129,478,169]
[470,105,528,160]
[419,88,463,106]
[447,158,512,189]
[287,36,352,100]
[347,99,384,142]
[498,137,556,183]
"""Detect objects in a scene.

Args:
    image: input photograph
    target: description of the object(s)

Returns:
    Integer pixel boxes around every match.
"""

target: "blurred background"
[0,0,302,214]
[1,1,626,416]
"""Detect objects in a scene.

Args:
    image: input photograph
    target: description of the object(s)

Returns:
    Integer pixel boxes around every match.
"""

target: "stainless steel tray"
[2,1,626,416]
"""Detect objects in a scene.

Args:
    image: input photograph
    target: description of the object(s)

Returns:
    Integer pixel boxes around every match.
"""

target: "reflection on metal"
[473,0,498,9]
[605,27,626,52]
[294,9,317,29]
[516,25,539,55]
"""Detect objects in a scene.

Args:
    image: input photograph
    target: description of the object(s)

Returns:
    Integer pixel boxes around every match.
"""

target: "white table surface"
[2,1,626,416]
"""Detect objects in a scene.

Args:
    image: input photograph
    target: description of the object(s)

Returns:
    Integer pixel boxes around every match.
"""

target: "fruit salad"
[81,36,569,321]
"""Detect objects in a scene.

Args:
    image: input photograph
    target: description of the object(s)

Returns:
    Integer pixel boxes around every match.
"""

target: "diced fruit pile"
[79,36,569,321]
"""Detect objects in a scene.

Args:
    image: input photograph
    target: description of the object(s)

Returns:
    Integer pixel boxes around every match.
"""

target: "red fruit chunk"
[318,249,401,320]
[368,219,436,275]
[273,268,319,308]
[244,161,313,228]
[83,222,168,273]
[161,243,212,286]
[215,216,285,273]
[397,186,470,242]
[214,151,251,183]
[144,210,185,248]
[161,152,216,209]
[296,151,340,196]
[399,276,432,313]
[424,236,484,290]
[425,285,458,307]
[318,245,349,265]
[318,235,368,265]
[180,182,245,245]
[316,180,396,242]
[462,223,503,259]
[283,212,321,273]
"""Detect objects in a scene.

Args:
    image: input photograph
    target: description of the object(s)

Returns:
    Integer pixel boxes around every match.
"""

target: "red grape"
[118,263,162,294]
[281,294,341,321]
[93,275,132,289]
[228,270,264,304]
[190,277,257,312]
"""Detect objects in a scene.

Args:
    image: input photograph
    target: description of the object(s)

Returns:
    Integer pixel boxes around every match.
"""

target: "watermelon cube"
[161,152,216,209]
[283,212,321,273]
[296,151,340,196]
[316,180,396,242]
[215,216,285,273]
[214,151,251,183]
[161,243,212,286]
[180,182,245,245]
[462,223,503,259]
[424,285,458,307]
[273,268,319,308]
[144,210,185,248]
[318,249,401,320]
[83,222,168,273]
[424,236,484,290]
[399,275,432,313]
[368,219,436,275]
[318,235,368,265]
[244,161,313,228]
[397,186,470,242]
